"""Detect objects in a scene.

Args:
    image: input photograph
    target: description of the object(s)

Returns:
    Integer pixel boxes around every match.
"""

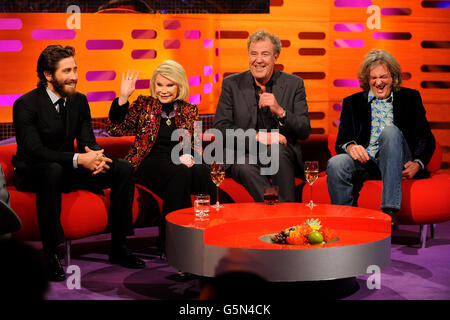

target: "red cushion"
[0,144,16,185]
[426,140,442,173]
[301,176,331,204]
[358,174,450,224]
[11,186,140,241]
[219,178,254,203]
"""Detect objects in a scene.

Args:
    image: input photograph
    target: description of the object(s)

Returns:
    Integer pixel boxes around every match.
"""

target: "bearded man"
[12,45,145,281]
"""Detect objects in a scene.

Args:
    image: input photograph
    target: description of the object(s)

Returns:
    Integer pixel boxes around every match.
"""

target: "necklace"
[161,110,176,126]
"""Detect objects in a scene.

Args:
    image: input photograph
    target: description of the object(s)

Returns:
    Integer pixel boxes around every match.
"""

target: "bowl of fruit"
[269,218,338,245]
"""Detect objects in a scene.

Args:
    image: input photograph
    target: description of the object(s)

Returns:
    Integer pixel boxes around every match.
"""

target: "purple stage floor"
[26,221,450,300]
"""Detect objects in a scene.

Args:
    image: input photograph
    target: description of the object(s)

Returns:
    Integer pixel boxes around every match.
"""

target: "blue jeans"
[326,125,412,211]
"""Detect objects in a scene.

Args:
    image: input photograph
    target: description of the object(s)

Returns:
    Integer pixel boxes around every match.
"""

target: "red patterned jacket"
[107,95,199,169]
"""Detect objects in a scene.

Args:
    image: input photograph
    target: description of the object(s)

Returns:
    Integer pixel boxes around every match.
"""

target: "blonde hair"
[247,30,281,55]
[150,60,189,100]
[358,49,402,92]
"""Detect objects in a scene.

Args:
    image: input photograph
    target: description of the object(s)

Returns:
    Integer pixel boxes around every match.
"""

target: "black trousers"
[135,153,216,240]
[230,143,298,202]
[14,159,135,258]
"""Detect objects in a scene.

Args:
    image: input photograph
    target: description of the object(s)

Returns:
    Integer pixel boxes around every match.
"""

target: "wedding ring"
[128,77,132,80]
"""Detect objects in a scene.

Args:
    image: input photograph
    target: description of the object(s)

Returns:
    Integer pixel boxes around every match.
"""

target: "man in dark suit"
[214,30,311,202]
[326,49,435,227]
[12,45,145,281]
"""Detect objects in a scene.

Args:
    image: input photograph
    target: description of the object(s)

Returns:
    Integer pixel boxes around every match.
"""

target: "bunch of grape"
[270,228,292,244]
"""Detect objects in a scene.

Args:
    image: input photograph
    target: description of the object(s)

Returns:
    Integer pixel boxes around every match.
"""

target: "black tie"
[56,98,66,125]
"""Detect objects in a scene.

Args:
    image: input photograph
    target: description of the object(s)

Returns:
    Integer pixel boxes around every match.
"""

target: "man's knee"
[326,154,353,176]
[231,163,260,181]
[379,125,402,143]
[40,163,65,183]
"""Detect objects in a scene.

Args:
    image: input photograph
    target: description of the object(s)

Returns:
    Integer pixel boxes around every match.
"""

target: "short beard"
[50,77,77,98]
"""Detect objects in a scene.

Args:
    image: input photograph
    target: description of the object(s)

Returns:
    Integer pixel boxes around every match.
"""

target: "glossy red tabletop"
[166,203,391,249]
[166,203,391,281]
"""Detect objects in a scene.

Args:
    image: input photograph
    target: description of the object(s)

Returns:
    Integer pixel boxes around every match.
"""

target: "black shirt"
[149,102,178,155]
[252,73,279,130]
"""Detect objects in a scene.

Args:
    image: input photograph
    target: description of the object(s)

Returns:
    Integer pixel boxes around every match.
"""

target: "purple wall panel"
[189,94,201,104]
[131,49,157,59]
[86,91,116,102]
[86,71,116,81]
[334,39,365,48]
[333,79,360,87]
[131,29,157,39]
[0,40,22,52]
[32,29,76,40]
[334,23,364,32]
[334,0,372,7]
[0,18,22,30]
[86,40,123,50]
[0,94,22,107]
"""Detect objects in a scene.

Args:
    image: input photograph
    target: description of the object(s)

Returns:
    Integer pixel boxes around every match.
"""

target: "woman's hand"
[179,154,195,168]
[118,69,139,106]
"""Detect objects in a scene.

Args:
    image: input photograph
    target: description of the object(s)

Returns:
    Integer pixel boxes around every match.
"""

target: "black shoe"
[47,254,66,282]
[383,209,398,230]
[109,245,145,269]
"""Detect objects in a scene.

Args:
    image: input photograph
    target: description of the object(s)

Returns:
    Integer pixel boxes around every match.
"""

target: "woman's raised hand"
[118,69,139,106]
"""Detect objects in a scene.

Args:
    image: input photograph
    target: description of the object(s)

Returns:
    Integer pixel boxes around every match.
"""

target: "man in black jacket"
[13,45,145,281]
[326,49,435,226]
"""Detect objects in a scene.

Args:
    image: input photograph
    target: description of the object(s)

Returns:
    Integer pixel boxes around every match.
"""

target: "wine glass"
[304,161,319,208]
[211,162,225,209]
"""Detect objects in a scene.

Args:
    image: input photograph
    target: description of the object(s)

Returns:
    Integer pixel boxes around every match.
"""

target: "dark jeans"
[326,125,412,211]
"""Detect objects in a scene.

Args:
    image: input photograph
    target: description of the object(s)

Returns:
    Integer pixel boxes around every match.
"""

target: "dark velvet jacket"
[336,87,435,169]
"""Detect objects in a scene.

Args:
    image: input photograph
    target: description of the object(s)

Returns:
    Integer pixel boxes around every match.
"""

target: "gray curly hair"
[358,49,402,92]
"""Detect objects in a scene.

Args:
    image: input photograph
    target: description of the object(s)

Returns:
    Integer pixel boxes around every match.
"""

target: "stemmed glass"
[304,161,319,208]
[211,162,225,209]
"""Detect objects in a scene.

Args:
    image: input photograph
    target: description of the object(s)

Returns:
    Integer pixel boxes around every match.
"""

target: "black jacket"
[12,86,100,169]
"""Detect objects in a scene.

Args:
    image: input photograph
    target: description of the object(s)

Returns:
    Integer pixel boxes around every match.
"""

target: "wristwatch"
[277,109,287,126]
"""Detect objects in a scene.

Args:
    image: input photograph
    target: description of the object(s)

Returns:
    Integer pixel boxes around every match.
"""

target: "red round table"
[166,203,391,281]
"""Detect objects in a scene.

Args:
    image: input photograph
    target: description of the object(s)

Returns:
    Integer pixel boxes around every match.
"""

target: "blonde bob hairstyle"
[358,49,402,92]
[150,60,189,101]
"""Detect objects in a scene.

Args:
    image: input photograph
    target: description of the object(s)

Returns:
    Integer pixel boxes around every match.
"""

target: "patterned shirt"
[366,91,394,157]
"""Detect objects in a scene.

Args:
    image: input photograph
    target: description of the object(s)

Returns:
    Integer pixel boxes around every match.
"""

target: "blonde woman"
[108,60,216,249]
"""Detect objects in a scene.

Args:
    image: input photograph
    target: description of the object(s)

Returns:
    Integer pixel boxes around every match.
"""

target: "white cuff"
[73,153,79,169]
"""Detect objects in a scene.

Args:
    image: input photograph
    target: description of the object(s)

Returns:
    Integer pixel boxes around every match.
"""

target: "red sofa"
[2,133,448,251]
[0,136,141,264]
